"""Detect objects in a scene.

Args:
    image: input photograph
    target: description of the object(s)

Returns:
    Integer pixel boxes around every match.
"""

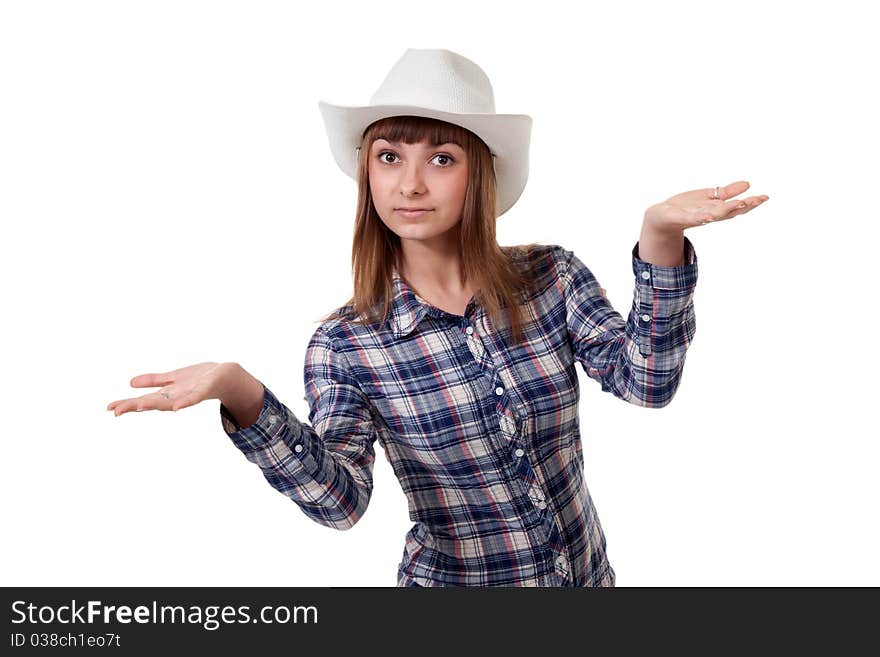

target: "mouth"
[395,208,434,218]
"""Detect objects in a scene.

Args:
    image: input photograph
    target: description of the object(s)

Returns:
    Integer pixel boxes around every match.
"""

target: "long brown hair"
[320,115,541,345]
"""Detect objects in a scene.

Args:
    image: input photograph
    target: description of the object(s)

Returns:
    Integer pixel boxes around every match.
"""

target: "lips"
[395,208,433,217]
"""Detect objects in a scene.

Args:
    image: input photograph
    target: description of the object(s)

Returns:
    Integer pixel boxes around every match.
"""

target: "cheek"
[368,173,392,203]
[448,171,469,206]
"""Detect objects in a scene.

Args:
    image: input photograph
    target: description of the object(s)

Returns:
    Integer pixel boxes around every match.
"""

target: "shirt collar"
[389,265,485,339]
[388,267,432,339]
[388,248,536,339]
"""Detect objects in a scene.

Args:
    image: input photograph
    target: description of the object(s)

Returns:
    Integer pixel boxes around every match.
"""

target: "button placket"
[460,318,561,569]
[528,485,547,509]
[463,320,525,482]
[463,323,486,360]
[498,413,517,439]
[555,554,570,580]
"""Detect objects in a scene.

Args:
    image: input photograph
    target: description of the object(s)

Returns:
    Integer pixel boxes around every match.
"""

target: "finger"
[708,181,750,201]
[130,371,177,389]
[109,396,148,413]
[108,398,142,413]
[113,391,176,416]
[698,198,747,222]
[738,195,769,207]
[707,196,769,223]
[112,400,137,416]
[113,398,149,416]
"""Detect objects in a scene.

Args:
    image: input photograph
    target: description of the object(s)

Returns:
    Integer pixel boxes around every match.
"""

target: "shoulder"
[309,305,355,344]
[502,242,571,295]
[501,243,561,272]
[503,242,570,269]
[307,301,387,353]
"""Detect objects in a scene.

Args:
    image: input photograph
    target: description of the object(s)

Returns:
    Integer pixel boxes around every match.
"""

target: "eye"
[377,151,456,167]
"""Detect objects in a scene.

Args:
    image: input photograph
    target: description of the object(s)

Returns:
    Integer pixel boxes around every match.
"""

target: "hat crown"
[369,48,496,114]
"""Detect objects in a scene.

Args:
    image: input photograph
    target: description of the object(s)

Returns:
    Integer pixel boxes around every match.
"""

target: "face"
[368,137,469,245]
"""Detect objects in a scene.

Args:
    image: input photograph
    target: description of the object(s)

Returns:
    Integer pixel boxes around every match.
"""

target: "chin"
[394,228,431,241]
[395,225,452,241]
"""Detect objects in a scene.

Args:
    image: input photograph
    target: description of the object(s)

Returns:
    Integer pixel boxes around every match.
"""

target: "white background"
[1,0,876,587]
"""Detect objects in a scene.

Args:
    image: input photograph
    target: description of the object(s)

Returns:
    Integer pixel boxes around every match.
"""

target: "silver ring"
[712,186,720,199]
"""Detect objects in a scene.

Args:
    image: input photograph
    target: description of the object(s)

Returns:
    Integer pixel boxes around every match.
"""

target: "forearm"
[219,380,378,531]
[219,363,265,429]
[560,239,698,408]
[602,296,696,407]
[638,219,686,267]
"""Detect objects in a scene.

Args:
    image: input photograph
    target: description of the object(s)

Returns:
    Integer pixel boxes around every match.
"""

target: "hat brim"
[317,100,532,217]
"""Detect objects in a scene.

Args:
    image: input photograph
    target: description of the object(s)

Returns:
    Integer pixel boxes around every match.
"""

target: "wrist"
[638,217,686,267]
[642,210,684,238]
[217,362,243,405]
[220,363,265,429]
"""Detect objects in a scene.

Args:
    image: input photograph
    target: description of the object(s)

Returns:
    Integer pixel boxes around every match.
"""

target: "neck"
[398,231,468,295]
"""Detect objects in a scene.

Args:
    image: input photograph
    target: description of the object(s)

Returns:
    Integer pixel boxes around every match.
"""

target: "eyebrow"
[376,139,463,149]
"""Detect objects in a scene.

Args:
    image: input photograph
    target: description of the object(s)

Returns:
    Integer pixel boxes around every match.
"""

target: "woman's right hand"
[107,361,238,417]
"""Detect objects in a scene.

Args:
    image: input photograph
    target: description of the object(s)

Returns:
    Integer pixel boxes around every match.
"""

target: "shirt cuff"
[220,384,290,453]
[221,383,332,496]
[631,236,698,289]
[630,236,698,358]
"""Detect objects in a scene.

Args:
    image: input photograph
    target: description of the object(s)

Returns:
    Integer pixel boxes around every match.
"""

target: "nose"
[399,161,427,196]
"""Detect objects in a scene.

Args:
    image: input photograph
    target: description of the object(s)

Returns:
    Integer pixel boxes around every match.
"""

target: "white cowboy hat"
[317,48,533,217]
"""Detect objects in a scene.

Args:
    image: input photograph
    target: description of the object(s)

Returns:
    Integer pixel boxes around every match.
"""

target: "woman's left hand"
[644,180,769,233]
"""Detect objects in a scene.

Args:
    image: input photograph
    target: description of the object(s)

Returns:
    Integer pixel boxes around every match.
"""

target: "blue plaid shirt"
[220,239,698,587]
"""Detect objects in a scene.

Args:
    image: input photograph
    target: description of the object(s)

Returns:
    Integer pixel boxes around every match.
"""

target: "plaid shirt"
[220,238,698,587]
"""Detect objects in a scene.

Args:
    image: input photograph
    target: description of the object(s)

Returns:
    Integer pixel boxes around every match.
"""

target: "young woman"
[107,49,768,587]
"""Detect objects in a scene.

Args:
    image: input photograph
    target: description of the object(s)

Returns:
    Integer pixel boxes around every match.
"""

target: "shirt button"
[294,444,303,453]
[537,500,547,509]
[495,386,504,396]
[640,314,651,322]
[465,325,474,335]
[641,270,651,280]
[515,448,524,457]
[267,415,277,425]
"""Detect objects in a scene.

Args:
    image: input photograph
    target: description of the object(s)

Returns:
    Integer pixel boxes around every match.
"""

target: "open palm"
[107,361,234,416]
[645,180,770,232]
